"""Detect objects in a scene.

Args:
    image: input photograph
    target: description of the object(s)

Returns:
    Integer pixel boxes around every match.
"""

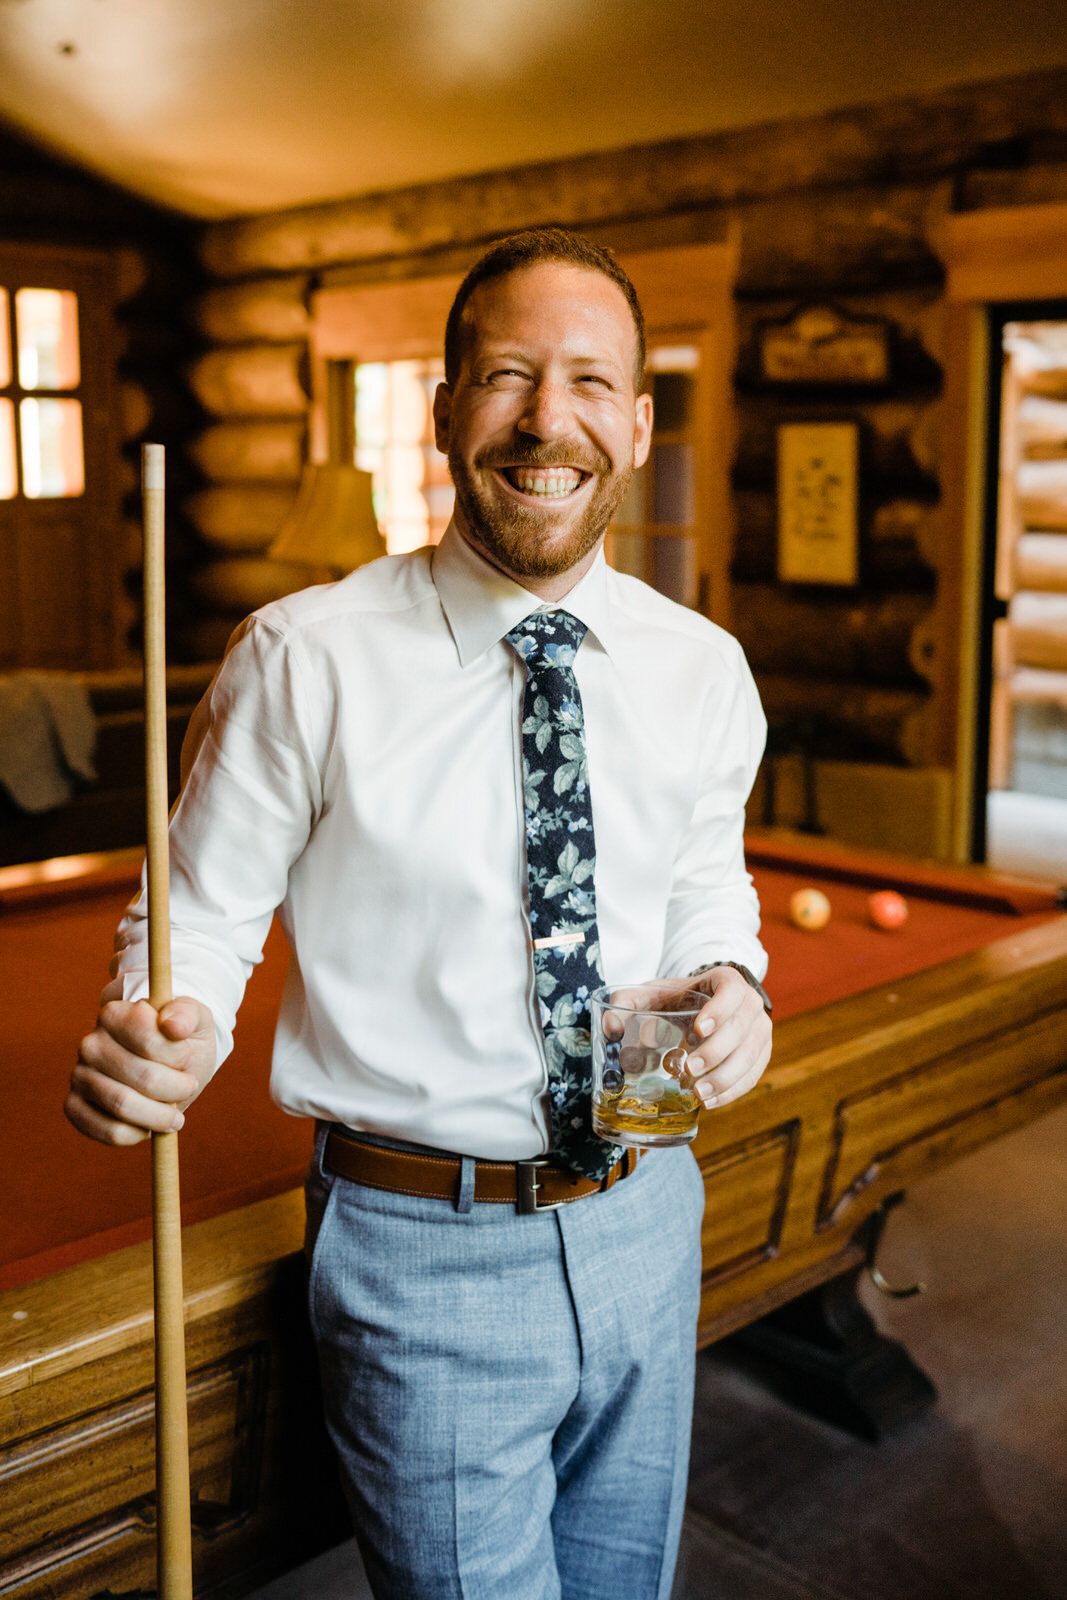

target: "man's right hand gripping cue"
[65,974,217,1146]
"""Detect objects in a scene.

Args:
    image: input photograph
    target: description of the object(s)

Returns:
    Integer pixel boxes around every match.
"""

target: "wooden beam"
[198,69,1067,280]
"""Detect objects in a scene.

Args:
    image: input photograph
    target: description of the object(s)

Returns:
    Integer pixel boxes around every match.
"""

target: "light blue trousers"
[305,1128,705,1600]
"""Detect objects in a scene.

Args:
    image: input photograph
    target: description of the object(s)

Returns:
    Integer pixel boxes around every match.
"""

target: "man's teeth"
[505,468,583,496]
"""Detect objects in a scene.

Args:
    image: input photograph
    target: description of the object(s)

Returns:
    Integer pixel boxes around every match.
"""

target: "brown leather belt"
[323,1126,642,1214]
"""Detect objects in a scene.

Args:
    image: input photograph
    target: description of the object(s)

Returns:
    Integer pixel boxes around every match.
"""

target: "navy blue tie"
[506,611,622,1180]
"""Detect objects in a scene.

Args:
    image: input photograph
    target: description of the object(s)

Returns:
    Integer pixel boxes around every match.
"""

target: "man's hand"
[621,966,771,1110]
[681,965,771,1108]
[66,977,217,1146]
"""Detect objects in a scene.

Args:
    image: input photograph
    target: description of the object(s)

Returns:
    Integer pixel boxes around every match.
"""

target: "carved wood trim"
[696,1119,801,1287]
[817,1007,1067,1229]
[0,1345,268,1596]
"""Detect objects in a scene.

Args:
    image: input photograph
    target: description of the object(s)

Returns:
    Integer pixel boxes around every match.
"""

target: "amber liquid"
[593,1084,700,1146]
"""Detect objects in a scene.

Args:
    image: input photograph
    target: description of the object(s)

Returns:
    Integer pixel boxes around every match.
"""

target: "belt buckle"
[516,1157,565,1214]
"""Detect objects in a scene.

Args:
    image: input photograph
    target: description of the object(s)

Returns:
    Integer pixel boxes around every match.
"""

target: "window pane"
[16,289,81,390]
[0,290,10,388]
[20,398,84,497]
[651,443,694,525]
[354,358,452,553]
[651,535,698,606]
[0,399,16,497]
[651,371,694,432]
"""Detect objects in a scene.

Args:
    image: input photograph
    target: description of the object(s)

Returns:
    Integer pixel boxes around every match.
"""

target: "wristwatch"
[686,960,772,1016]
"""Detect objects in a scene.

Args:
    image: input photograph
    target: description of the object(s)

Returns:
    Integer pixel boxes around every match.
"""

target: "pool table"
[2,834,1066,1600]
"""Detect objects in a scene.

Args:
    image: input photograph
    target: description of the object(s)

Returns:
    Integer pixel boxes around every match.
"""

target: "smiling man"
[67,229,771,1600]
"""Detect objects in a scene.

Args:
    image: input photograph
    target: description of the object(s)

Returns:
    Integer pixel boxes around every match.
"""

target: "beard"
[448,440,634,580]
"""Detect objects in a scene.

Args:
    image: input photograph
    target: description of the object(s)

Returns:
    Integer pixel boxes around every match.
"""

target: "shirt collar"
[431,520,617,667]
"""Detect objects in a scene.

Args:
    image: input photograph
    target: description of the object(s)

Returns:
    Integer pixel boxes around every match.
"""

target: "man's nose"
[517,380,572,440]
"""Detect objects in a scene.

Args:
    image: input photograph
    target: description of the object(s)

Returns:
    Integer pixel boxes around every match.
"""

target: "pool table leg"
[725,1200,937,1441]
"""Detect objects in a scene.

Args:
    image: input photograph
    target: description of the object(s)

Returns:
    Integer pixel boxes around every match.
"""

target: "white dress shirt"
[117,523,767,1160]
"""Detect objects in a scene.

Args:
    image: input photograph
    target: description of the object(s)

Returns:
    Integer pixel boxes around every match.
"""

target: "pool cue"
[142,443,194,1600]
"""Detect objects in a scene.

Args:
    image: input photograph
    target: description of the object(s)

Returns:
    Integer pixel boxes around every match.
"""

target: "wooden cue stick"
[142,442,194,1600]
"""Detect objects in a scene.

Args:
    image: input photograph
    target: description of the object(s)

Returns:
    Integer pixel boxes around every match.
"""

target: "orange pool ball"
[869,889,908,930]
[789,887,832,930]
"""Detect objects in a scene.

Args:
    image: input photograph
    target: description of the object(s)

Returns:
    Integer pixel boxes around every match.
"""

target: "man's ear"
[633,391,653,469]
[432,382,452,454]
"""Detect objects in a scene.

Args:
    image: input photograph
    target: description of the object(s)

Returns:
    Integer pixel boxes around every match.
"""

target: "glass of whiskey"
[590,983,706,1148]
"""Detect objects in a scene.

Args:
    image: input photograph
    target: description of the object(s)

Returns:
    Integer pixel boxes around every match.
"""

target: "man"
[67,228,772,1600]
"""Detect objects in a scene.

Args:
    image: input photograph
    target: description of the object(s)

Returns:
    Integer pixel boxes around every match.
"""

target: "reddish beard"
[448,442,634,580]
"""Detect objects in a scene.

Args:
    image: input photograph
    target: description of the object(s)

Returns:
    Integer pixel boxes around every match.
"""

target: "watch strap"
[687,960,772,1016]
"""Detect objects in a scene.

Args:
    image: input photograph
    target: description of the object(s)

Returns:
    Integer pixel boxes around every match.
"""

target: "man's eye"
[577,374,611,389]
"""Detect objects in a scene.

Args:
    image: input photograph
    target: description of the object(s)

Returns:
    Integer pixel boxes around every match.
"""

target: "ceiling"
[1,0,1067,219]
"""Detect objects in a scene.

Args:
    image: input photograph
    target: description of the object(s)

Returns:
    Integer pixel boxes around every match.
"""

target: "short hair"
[443,227,646,390]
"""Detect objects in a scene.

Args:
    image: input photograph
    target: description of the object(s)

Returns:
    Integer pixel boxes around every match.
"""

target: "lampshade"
[268,464,387,569]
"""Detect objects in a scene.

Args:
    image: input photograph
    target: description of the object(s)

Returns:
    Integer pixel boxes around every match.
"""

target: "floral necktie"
[506,610,622,1181]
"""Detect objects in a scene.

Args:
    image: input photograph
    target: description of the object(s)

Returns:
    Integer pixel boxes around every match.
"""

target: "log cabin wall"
[186,69,1067,855]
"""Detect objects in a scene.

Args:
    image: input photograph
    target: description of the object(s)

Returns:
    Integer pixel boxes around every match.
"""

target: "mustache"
[473,442,609,474]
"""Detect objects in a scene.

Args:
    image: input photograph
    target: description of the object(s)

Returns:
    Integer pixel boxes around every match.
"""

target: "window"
[608,344,700,606]
[1,287,85,499]
[353,359,453,553]
[0,247,121,670]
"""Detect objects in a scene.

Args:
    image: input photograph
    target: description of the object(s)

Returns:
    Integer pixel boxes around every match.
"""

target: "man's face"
[433,262,652,589]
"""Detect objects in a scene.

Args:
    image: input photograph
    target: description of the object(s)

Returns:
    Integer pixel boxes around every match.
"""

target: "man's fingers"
[64,1086,152,1146]
[700,1047,772,1109]
[693,1031,773,1107]
[67,1064,186,1136]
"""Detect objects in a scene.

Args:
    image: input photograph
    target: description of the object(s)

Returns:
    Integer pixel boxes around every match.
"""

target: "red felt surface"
[3,868,310,1291]
[1,843,1060,1291]
[749,836,1060,1021]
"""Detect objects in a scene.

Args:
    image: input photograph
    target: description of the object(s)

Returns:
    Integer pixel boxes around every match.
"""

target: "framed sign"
[758,303,890,385]
[777,422,859,586]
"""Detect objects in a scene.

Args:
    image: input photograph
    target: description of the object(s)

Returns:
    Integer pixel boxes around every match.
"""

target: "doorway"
[976,301,1067,878]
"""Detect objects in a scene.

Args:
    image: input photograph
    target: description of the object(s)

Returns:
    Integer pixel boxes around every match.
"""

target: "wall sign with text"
[758,304,890,386]
[776,422,859,586]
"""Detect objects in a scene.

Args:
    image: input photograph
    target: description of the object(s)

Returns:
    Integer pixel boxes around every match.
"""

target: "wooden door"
[0,245,121,670]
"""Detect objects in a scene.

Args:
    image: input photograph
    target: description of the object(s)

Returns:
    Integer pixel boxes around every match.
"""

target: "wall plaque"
[777,422,859,586]
[759,304,890,385]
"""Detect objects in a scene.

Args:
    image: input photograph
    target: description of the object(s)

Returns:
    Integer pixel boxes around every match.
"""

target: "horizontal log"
[1010,591,1067,671]
[186,485,297,553]
[734,181,945,296]
[1015,532,1067,592]
[733,406,941,499]
[731,493,937,590]
[198,68,1067,279]
[1006,666,1067,707]
[115,247,149,304]
[1016,460,1067,529]
[119,380,151,442]
[957,160,1067,215]
[1018,366,1067,402]
[189,557,321,614]
[756,673,930,765]
[194,276,311,344]
[1018,396,1067,458]
[191,421,307,484]
[732,584,934,687]
[171,615,245,664]
[187,345,308,419]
